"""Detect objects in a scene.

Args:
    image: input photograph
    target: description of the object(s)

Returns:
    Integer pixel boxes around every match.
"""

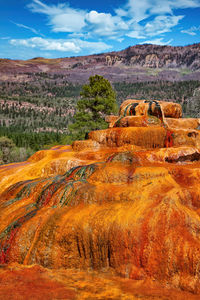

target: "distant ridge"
[1,43,200,83]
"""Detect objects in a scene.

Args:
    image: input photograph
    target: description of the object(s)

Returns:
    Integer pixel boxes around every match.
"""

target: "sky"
[0,0,200,60]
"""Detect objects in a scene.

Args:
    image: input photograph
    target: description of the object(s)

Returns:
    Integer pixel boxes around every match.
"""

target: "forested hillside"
[114,80,200,115]
[0,75,200,164]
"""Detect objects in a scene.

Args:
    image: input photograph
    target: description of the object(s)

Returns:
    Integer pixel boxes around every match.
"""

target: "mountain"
[1,43,200,83]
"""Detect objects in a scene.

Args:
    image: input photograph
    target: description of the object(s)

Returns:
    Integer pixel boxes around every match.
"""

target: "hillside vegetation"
[0,73,200,163]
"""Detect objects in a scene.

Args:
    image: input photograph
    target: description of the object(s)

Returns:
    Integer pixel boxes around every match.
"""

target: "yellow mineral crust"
[89,127,167,148]
[165,118,200,129]
[1,99,200,298]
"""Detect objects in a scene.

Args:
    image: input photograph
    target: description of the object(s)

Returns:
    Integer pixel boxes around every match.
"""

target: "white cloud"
[141,38,173,45]
[28,0,86,33]
[125,0,200,21]
[11,21,44,36]
[125,0,150,22]
[50,11,86,33]
[150,0,200,15]
[114,8,127,17]
[9,37,112,54]
[181,26,200,36]
[0,37,10,40]
[26,0,200,47]
[181,29,196,36]
[144,15,184,36]
[71,39,112,53]
[85,10,128,37]
[125,15,183,39]
[115,0,200,39]
[28,0,66,15]
[126,31,146,39]
[10,37,81,52]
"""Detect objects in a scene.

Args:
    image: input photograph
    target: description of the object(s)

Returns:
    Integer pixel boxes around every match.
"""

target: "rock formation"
[1,99,200,298]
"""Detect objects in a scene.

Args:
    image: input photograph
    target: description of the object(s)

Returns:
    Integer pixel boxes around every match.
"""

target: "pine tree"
[69,75,118,140]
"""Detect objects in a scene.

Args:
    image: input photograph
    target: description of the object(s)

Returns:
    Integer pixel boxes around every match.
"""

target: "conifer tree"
[69,75,118,140]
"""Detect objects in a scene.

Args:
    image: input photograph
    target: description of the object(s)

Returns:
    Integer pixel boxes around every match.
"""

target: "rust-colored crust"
[1,99,200,297]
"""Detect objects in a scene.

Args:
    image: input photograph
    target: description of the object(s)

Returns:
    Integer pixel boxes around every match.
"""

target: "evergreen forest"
[0,72,200,164]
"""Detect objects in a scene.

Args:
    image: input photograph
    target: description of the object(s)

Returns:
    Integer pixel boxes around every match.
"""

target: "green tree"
[0,150,3,164]
[0,136,15,163]
[69,75,118,140]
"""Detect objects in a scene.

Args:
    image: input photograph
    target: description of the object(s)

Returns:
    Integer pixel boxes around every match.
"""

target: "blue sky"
[0,0,200,60]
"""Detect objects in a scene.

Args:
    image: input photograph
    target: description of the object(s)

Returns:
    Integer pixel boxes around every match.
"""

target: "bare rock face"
[1,99,200,298]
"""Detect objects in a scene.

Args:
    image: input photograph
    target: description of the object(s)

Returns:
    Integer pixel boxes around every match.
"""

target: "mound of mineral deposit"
[1,99,200,299]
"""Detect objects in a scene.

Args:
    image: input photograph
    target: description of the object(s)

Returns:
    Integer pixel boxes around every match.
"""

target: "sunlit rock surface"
[1,99,200,298]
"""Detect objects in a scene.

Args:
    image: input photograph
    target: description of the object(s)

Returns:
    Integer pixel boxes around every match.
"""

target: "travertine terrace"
[1,99,200,299]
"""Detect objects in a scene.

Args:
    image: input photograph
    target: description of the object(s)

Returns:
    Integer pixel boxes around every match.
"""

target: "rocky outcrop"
[119,43,200,70]
[105,55,122,66]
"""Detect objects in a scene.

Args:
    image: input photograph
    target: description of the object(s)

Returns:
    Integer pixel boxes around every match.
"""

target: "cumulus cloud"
[27,0,200,43]
[85,10,128,37]
[21,0,200,54]
[49,10,85,33]
[9,37,112,54]
[28,1,128,38]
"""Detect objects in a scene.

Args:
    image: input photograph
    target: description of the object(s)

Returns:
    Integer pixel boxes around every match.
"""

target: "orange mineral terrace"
[1,99,200,299]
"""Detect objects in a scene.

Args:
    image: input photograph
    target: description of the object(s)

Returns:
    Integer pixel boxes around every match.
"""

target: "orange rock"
[0,99,200,298]
[72,139,101,151]
[119,99,182,118]
[1,263,200,299]
[165,118,199,129]
[105,115,118,127]
[161,101,182,118]
[172,128,200,147]
[114,116,161,127]
[1,157,200,295]
[89,127,167,148]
